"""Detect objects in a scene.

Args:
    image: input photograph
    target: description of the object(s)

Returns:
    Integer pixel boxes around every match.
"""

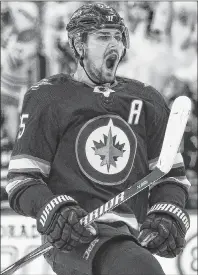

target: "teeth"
[109,54,117,60]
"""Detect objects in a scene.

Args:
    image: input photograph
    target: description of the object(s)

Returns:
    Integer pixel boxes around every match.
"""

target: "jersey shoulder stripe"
[30,73,71,91]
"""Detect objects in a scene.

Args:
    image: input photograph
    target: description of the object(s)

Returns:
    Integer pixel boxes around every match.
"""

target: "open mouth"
[105,54,118,70]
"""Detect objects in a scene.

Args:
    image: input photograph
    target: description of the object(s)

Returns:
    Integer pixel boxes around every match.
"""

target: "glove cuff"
[148,202,190,234]
[37,194,77,234]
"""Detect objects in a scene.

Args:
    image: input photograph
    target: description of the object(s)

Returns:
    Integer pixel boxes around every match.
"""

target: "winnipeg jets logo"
[86,119,129,174]
[92,126,125,172]
[76,115,137,185]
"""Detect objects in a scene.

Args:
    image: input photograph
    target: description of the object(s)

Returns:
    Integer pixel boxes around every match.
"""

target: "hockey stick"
[1,96,191,275]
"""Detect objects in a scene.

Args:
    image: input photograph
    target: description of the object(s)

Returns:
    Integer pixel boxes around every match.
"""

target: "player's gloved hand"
[138,202,190,258]
[36,195,98,251]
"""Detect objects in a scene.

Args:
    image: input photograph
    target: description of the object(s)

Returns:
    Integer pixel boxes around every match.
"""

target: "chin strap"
[79,47,126,86]
[79,57,102,85]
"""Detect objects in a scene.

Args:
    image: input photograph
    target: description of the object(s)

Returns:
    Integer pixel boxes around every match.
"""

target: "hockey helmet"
[66,3,130,57]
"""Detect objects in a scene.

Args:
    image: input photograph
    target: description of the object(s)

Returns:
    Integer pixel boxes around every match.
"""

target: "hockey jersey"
[6,74,190,226]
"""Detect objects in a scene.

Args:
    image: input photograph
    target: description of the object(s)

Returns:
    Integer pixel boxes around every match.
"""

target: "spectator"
[42,2,81,76]
[1,2,39,142]
[0,110,12,201]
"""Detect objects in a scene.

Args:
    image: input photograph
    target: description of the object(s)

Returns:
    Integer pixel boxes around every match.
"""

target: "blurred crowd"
[1,1,197,209]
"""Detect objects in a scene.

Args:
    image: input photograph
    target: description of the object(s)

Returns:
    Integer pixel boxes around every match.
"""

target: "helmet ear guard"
[69,32,87,60]
[121,48,126,60]
[122,26,130,49]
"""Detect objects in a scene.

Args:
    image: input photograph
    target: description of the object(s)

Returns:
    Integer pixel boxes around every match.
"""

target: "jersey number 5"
[18,114,29,139]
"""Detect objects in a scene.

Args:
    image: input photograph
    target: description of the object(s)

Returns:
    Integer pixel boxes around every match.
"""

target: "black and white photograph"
[1,1,197,275]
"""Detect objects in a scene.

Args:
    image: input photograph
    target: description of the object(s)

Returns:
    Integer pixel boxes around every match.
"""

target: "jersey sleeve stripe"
[10,154,50,165]
[149,176,191,190]
[148,152,191,189]
[8,168,50,177]
[148,156,158,170]
[6,178,46,196]
[8,156,51,177]
[149,152,185,171]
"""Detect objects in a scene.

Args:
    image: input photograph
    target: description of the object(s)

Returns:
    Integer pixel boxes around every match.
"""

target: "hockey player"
[7,3,191,275]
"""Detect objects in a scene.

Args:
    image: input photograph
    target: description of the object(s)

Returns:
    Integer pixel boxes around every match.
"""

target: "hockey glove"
[138,202,190,258]
[36,195,98,251]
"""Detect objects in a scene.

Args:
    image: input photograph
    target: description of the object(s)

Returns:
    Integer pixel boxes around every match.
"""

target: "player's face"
[84,28,124,84]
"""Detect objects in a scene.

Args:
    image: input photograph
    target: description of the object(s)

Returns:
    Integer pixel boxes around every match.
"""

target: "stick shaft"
[1,242,51,275]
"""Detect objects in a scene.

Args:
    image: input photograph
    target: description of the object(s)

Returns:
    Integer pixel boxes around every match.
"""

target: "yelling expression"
[83,28,125,84]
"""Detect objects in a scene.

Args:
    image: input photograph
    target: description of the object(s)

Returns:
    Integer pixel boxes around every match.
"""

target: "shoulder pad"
[30,73,70,91]
[144,85,168,106]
